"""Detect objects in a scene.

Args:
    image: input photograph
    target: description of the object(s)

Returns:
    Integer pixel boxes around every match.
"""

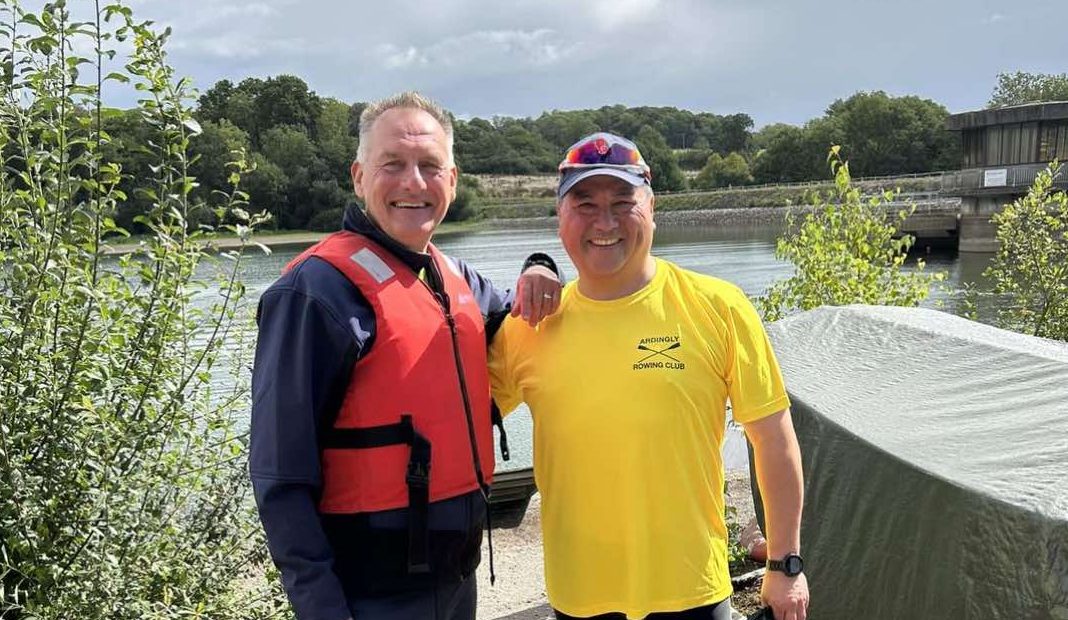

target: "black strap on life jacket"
[491,401,509,462]
[322,414,432,574]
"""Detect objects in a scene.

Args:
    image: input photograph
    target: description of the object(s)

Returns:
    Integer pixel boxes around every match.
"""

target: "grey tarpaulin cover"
[760,305,1068,619]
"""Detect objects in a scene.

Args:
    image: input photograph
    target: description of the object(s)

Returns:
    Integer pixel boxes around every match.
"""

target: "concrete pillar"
[958,195,1012,253]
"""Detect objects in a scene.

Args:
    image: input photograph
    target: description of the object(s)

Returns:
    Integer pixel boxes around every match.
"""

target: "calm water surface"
[224,222,995,471]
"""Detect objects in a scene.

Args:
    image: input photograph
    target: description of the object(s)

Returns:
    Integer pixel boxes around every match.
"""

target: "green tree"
[244,153,289,226]
[0,1,286,616]
[303,179,352,231]
[447,174,483,222]
[750,123,828,183]
[984,163,1068,340]
[259,125,323,228]
[260,125,319,174]
[718,152,752,186]
[594,104,642,140]
[533,109,599,149]
[706,113,753,154]
[189,119,251,208]
[824,91,957,176]
[989,71,1068,108]
[693,152,752,189]
[256,74,323,139]
[198,77,264,145]
[196,78,235,124]
[759,148,944,322]
[636,125,686,192]
[348,101,368,138]
[317,97,358,181]
[455,117,555,174]
[497,119,557,171]
[693,153,724,190]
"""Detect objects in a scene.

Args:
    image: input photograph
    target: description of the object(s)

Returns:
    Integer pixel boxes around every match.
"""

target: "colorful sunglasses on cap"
[558,132,651,178]
[557,132,652,198]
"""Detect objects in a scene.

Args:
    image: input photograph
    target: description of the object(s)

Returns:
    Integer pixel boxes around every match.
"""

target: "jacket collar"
[342,204,436,275]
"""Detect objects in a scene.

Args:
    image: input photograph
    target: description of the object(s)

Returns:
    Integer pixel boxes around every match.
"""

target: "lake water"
[224,221,994,472]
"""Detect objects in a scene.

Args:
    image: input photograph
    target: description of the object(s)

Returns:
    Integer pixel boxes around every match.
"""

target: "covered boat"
[759,305,1068,619]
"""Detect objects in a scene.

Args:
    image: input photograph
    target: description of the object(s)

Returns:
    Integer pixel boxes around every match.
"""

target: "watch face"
[785,555,804,575]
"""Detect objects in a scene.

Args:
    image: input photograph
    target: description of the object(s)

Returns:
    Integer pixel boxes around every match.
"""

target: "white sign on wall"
[984,169,1008,187]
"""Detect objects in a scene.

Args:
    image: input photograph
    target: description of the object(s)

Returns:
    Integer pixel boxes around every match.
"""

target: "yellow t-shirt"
[489,258,790,619]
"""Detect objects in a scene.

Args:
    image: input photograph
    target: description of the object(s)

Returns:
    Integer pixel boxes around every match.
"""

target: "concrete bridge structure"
[895,197,961,252]
[941,101,1068,252]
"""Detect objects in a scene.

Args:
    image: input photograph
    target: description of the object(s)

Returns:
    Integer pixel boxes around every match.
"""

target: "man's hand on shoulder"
[512,265,561,326]
[761,570,809,620]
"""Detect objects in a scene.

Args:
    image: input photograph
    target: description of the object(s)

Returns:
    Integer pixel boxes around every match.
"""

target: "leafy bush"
[636,126,687,192]
[0,1,287,617]
[759,148,944,322]
[306,207,345,231]
[984,163,1068,340]
[692,152,752,190]
[446,174,483,222]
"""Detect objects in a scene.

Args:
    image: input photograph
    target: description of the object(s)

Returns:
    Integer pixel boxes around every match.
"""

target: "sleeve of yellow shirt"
[722,286,791,424]
[488,315,523,417]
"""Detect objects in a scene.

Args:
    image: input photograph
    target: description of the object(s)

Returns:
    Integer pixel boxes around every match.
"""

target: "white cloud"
[171,34,310,60]
[377,44,428,69]
[212,3,277,19]
[376,29,581,73]
[587,0,661,30]
[101,0,1067,126]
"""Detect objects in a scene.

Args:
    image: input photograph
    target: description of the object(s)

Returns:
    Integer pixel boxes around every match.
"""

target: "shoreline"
[101,198,958,256]
[478,206,799,231]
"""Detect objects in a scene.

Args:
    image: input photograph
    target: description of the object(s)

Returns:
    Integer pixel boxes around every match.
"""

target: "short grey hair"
[356,91,455,165]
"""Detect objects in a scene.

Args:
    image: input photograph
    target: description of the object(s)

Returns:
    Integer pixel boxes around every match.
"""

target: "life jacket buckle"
[406,460,430,487]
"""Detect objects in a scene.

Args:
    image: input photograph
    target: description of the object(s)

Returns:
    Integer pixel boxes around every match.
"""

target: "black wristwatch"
[766,553,804,577]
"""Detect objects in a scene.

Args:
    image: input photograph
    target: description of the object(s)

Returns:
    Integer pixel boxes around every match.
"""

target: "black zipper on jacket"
[423,255,497,585]
[424,261,487,495]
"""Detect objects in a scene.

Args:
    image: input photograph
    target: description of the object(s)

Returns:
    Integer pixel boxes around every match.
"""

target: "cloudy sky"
[119,0,1066,127]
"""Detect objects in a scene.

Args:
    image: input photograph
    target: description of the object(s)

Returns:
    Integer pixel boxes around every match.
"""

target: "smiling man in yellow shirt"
[489,133,809,620]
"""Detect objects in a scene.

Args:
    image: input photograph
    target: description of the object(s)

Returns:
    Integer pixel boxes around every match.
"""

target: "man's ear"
[350,160,365,199]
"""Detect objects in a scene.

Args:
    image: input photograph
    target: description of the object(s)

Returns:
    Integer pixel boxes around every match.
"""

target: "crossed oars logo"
[636,341,682,364]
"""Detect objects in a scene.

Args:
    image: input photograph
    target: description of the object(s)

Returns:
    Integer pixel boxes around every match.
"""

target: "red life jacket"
[283,231,495,518]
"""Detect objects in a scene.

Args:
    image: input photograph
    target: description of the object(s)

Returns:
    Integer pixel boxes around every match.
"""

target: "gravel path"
[476,470,755,619]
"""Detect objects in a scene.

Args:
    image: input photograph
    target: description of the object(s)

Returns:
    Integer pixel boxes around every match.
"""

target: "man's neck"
[577,257,657,301]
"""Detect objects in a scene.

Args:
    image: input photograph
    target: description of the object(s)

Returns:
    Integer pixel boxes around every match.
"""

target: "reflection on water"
[218,221,995,471]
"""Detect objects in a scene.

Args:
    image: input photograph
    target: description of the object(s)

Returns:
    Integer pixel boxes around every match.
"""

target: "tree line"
[93,71,1068,232]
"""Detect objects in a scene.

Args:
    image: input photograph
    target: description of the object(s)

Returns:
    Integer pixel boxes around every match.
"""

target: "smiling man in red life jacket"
[250,92,561,620]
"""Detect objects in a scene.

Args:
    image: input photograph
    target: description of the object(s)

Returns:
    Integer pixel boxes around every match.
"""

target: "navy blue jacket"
[251,206,541,619]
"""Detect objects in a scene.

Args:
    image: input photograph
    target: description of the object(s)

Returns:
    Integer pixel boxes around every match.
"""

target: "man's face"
[557,175,655,296]
[350,107,457,252]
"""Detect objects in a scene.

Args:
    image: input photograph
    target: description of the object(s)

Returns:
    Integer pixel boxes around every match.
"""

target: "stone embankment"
[482,197,960,231]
